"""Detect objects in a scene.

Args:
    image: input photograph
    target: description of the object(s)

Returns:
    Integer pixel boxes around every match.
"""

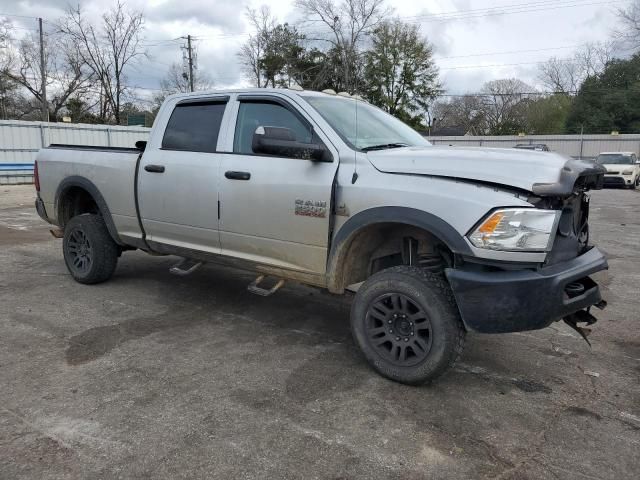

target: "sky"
[0,0,626,103]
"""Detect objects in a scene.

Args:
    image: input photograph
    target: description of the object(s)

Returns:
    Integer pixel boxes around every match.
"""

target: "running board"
[247,275,285,297]
[169,258,203,276]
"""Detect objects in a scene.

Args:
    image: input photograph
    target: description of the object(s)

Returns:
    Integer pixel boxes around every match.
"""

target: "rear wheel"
[63,214,119,284]
[350,266,466,385]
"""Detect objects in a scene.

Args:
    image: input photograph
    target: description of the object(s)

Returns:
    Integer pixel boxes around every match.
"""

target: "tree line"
[1,0,639,134]
[237,0,440,129]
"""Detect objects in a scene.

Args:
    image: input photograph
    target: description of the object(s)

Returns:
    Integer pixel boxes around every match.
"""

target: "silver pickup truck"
[34,88,608,384]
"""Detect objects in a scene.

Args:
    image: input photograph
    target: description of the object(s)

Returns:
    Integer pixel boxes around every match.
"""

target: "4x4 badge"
[295,199,327,218]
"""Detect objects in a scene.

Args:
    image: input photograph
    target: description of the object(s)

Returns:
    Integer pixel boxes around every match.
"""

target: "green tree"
[363,20,440,128]
[524,94,572,134]
[64,97,102,124]
[565,53,640,133]
[295,46,353,92]
[260,24,306,88]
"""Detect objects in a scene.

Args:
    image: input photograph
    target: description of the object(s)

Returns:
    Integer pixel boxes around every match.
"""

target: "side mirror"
[252,126,331,162]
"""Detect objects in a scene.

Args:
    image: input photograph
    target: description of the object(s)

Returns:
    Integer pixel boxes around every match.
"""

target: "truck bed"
[35,144,143,244]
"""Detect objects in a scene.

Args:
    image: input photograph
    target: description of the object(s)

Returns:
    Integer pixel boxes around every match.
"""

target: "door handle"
[144,164,165,173]
[225,171,251,180]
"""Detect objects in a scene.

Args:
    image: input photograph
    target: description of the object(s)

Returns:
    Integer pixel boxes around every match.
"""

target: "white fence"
[0,120,150,184]
[3,120,640,184]
[427,134,640,159]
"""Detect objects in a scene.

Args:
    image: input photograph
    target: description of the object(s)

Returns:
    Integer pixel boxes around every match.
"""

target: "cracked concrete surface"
[1,184,639,479]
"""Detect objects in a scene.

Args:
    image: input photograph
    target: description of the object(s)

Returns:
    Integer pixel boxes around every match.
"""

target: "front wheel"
[350,266,466,385]
[63,214,119,284]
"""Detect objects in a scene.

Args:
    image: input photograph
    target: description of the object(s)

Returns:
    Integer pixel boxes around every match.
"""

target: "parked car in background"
[514,144,550,152]
[596,152,640,189]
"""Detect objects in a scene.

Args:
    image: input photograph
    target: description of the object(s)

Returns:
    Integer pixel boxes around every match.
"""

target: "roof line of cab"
[166,87,366,102]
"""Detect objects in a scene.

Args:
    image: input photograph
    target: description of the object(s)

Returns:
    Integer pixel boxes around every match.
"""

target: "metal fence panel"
[427,134,640,160]
[0,120,151,184]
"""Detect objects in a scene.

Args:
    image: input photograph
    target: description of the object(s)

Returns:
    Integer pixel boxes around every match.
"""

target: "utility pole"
[187,35,194,92]
[38,18,48,122]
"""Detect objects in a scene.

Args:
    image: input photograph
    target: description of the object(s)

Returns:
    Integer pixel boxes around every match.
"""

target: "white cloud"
[0,0,622,98]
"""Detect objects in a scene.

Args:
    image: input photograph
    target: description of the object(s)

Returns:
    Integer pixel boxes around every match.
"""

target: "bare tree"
[152,62,214,111]
[295,0,390,92]
[6,33,94,119]
[480,79,535,134]
[0,18,11,71]
[160,62,213,94]
[59,1,145,124]
[576,42,614,76]
[431,96,487,135]
[538,42,613,93]
[538,57,581,94]
[238,6,276,88]
[0,19,17,119]
[616,0,640,50]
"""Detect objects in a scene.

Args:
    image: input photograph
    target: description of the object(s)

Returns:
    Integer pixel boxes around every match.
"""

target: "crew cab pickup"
[34,88,608,385]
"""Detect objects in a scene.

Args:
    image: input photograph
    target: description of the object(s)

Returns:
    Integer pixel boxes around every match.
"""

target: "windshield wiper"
[361,143,409,152]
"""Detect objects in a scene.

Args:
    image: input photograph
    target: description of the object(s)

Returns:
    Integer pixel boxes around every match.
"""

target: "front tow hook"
[563,308,601,346]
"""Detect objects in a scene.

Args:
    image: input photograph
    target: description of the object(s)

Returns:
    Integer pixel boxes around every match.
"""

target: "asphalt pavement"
[1,184,639,479]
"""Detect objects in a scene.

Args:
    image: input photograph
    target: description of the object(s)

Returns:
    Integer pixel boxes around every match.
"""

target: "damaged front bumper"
[445,247,608,334]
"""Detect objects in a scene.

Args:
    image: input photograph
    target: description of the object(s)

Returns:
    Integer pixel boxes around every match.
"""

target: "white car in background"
[596,152,640,189]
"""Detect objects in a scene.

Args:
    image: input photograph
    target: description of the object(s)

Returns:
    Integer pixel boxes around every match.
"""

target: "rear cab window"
[162,101,227,153]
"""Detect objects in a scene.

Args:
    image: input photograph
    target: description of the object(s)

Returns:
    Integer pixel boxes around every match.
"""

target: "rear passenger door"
[138,97,229,253]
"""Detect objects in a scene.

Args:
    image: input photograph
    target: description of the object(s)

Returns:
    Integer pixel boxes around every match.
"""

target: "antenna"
[352,93,359,184]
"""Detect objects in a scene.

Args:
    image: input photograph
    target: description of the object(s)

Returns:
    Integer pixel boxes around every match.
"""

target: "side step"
[247,275,285,297]
[169,258,203,276]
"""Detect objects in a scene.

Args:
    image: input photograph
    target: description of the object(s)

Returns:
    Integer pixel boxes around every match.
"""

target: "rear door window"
[162,101,227,153]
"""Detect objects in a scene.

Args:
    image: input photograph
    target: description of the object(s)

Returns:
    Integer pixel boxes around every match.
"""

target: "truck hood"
[366,145,605,195]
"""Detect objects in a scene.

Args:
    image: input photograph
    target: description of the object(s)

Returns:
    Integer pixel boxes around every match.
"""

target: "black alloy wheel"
[66,227,93,275]
[365,293,433,366]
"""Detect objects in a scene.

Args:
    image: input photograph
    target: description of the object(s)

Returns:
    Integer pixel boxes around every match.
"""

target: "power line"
[439,60,555,70]
[402,0,614,22]
[0,12,40,20]
[436,44,587,60]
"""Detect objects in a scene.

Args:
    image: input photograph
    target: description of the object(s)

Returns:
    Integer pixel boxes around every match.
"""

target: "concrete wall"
[427,134,640,160]
[0,120,150,184]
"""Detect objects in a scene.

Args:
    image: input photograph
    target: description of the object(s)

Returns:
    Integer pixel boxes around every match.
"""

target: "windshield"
[303,95,430,151]
[596,154,633,165]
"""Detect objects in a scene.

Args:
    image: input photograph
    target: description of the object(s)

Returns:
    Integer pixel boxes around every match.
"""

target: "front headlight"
[622,169,634,175]
[469,208,560,252]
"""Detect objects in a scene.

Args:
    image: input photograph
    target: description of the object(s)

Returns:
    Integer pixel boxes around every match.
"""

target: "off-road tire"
[63,214,119,284]
[351,266,466,385]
